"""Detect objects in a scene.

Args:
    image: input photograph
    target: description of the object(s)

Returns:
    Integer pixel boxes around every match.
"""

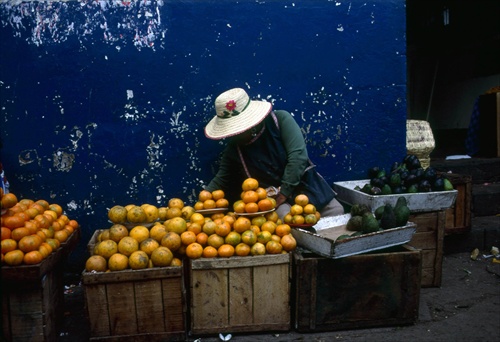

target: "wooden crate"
[441,173,472,235]
[188,253,291,336]
[407,210,445,287]
[1,229,80,342]
[82,235,186,341]
[292,245,421,332]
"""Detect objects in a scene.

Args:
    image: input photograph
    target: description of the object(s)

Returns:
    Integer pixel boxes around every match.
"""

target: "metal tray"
[333,179,458,212]
[291,214,416,259]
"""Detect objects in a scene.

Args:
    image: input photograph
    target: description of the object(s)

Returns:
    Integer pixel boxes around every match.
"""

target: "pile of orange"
[108,203,165,224]
[1,190,79,267]
[232,178,276,214]
[194,189,229,211]
[283,194,321,225]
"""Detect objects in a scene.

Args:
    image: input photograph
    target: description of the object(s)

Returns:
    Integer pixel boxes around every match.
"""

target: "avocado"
[389,173,402,188]
[423,167,437,183]
[380,203,397,230]
[361,183,372,194]
[394,204,411,227]
[433,177,445,191]
[381,184,392,195]
[336,234,351,242]
[368,166,380,179]
[346,215,363,231]
[408,184,418,193]
[418,180,432,192]
[443,178,454,191]
[395,196,408,209]
[370,177,385,188]
[374,205,385,219]
[361,214,380,233]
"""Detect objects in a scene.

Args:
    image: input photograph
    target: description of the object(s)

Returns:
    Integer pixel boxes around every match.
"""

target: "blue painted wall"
[0,0,407,267]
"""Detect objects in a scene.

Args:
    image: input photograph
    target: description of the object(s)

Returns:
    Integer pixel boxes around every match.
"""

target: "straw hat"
[204,88,272,140]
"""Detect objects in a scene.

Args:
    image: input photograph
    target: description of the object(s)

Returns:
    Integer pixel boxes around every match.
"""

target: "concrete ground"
[59,215,500,342]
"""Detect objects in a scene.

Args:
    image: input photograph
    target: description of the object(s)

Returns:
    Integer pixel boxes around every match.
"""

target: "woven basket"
[406,120,435,169]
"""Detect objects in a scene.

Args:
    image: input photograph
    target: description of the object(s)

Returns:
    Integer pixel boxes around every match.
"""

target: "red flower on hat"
[225,100,237,112]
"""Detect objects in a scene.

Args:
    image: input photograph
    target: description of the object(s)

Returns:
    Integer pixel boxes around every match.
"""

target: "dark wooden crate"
[188,253,291,336]
[292,245,421,333]
[82,231,187,341]
[1,229,80,342]
[408,210,445,287]
[441,173,472,235]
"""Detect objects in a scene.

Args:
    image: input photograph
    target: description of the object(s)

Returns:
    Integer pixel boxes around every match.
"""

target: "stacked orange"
[232,178,276,214]
[194,189,229,212]
[1,191,79,266]
[283,194,321,225]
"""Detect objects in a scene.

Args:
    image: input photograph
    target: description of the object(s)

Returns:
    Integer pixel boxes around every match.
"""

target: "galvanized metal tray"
[291,214,416,259]
[333,179,458,212]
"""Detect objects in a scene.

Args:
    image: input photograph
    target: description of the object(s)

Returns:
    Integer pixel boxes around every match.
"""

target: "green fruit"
[380,203,397,230]
[374,205,385,220]
[336,234,351,242]
[443,178,454,191]
[346,216,363,231]
[394,205,411,227]
[361,214,379,233]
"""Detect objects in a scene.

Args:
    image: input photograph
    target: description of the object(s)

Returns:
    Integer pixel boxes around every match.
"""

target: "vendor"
[203,87,344,219]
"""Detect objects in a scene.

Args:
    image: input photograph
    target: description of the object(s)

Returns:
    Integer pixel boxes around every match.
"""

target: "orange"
[34,214,50,229]
[292,215,305,225]
[127,205,147,223]
[280,234,297,252]
[19,198,34,207]
[261,221,277,234]
[255,187,268,200]
[203,199,217,209]
[198,190,213,202]
[241,230,257,246]
[108,205,128,223]
[275,224,292,237]
[99,229,110,241]
[250,242,266,256]
[258,198,274,211]
[305,214,318,225]
[181,206,196,220]
[222,214,236,226]
[129,250,149,270]
[283,213,293,224]
[218,244,235,258]
[18,235,42,253]
[202,220,217,235]
[290,204,304,216]
[129,225,150,243]
[271,234,281,243]
[196,232,209,246]
[11,227,30,241]
[166,217,187,235]
[187,222,202,235]
[40,227,54,239]
[315,211,321,221]
[141,204,159,223]
[214,221,231,237]
[45,238,61,251]
[4,249,24,266]
[168,198,185,209]
[235,243,251,256]
[242,190,259,204]
[2,215,25,230]
[242,178,259,191]
[150,246,174,267]
[1,227,11,240]
[161,232,182,252]
[257,230,272,244]
[150,224,168,243]
[43,210,57,222]
[233,217,251,233]
[54,229,69,243]
[295,194,309,206]
[165,207,182,219]
[211,190,225,201]
[181,231,197,246]
[303,203,317,215]
[96,239,118,259]
[1,239,17,254]
[224,231,241,246]
[139,238,160,256]
[207,234,225,249]
[108,224,128,242]
[194,201,205,211]
[25,207,40,219]
[265,210,279,223]
[215,198,229,208]
[233,200,246,213]
[251,216,267,228]
[189,213,205,226]
[158,207,169,221]
[1,193,18,209]
[171,257,182,266]
[250,225,261,235]
[186,242,203,259]
[108,253,129,271]
[48,203,63,217]
[39,242,53,258]
[23,250,43,265]
[118,236,139,256]
[85,255,107,272]
[266,240,283,254]
[202,246,218,258]
[244,202,259,213]
[35,199,49,210]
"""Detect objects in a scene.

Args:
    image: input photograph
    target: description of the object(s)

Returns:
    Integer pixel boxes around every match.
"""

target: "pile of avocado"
[338,197,411,242]
[354,154,454,196]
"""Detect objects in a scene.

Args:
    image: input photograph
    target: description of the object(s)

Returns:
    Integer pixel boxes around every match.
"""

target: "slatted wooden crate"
[188,253,291,336]
[407,210,445,287]
[82,232,186,341]
[1,229,80,342]
[441,173,472,235]
[292,244,421,332]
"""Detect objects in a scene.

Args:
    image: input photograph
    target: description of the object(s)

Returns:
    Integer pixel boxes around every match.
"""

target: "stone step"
[444,215,500,255]
[472,183,500,217]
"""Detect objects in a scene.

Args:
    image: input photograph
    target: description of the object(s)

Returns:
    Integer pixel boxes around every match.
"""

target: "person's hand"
[275,193,288,207]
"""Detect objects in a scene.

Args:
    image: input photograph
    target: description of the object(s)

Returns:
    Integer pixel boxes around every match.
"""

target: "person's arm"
[205,144,236,192]
[274,110,309,198]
